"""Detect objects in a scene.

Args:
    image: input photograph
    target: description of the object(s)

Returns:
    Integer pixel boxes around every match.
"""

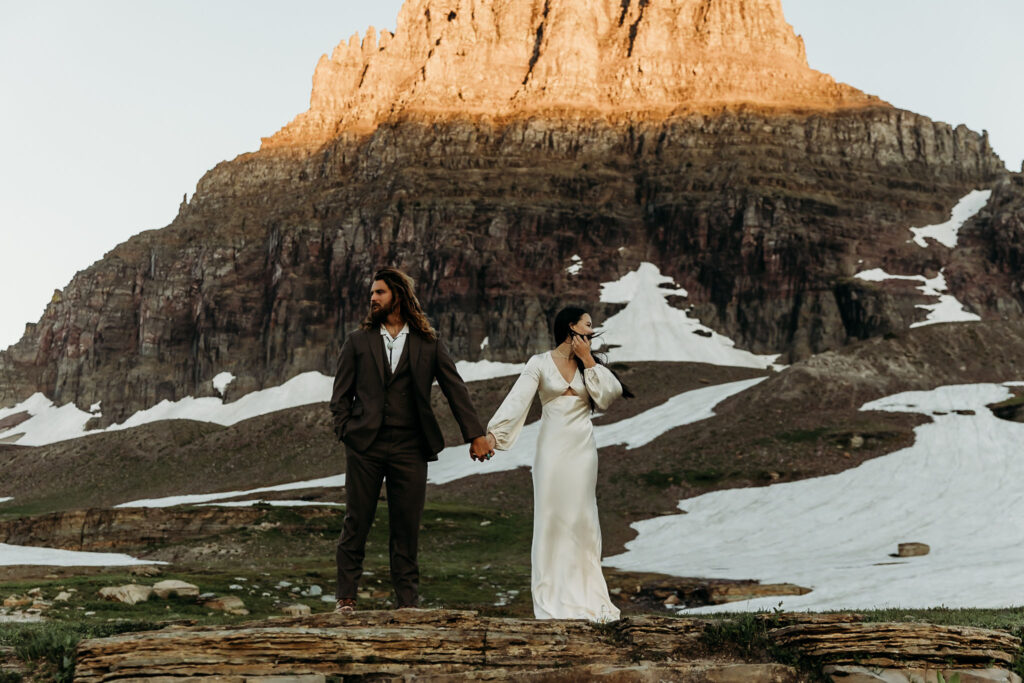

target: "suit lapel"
[368,330,388,387]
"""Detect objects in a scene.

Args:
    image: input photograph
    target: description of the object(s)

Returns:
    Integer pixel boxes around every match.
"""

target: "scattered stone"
[480,520,492,526]
[129,565,162,577]
[53,591,72,602]
[152,580,199,599]
[896,543,930,557]
[27,588,43,597]
[320,595,336,604]
[664,594,681,606]
[849,434,865,449]
[98,584,152,605]
[199,592,217,600]
[282,603,312,617]
[203,596,248,616]
[3,595,31,608]
[307,585,323,597]
[229,583,244,591]
[277,581,292,588]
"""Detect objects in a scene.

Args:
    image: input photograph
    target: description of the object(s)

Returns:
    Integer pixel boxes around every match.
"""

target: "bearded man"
[329,267,494,612]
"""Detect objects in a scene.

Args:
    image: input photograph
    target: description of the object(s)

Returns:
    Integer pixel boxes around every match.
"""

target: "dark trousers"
[336,427,428,607]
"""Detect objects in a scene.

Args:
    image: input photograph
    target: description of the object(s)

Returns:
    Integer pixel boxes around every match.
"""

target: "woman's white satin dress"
[487,352,623,622]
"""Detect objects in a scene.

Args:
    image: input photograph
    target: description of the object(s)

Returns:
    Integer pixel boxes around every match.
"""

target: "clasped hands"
[470,433,496,462]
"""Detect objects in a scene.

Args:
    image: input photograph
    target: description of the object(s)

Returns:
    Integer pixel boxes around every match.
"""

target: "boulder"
[896,543,930,557]
[2,595,31,608]
[203,596,249,616]
[152,580,200,599]
[282,603,312,617]
[98,584,152,605]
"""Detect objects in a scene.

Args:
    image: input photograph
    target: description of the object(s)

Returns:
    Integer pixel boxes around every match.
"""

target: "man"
[330,267,494,613]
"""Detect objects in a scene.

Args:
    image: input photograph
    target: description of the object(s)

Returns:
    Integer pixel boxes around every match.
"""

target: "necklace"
[554,346,573,360]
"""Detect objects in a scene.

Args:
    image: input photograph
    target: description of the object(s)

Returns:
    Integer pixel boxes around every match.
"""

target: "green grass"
[4,504,1023,678]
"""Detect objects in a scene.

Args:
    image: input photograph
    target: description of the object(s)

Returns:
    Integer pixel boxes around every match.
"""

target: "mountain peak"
[264,0,883,148]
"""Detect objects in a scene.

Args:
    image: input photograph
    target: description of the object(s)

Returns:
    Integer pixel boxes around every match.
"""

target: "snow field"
[605,382,1024,612]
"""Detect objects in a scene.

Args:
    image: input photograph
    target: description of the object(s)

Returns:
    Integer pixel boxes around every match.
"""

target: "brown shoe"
[334,598,356,614]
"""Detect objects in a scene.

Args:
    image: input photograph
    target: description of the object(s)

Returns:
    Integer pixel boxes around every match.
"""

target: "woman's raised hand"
[570,334,594,363]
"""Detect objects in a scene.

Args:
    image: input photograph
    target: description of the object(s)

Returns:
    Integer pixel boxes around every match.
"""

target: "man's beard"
[369,300,397,326]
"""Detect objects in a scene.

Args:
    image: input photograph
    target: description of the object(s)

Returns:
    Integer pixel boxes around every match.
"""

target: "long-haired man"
[329,267,493,612]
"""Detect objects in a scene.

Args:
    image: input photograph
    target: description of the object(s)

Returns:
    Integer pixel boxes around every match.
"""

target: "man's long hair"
[361,267,437,341]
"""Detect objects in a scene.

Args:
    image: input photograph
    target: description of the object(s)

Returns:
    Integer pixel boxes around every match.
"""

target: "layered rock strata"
[266,0,879,147]
[73,610,1022,681]
[0,0,1013,421]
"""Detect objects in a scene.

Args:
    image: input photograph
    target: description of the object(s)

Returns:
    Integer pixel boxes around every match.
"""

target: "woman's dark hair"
[552,307,635,409]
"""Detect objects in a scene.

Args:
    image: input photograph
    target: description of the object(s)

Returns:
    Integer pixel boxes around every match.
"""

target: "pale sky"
[1,1,1021,351]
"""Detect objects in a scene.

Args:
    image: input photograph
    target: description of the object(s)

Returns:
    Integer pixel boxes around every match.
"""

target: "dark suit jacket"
[329,328,485,461]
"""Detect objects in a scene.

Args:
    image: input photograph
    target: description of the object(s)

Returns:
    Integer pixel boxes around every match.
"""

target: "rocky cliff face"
[266,0,877,147]
[0,0,1014,423]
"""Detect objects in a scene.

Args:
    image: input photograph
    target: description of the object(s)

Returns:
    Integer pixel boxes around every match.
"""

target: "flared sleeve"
[583,363,623,411]
[486,355,542,450]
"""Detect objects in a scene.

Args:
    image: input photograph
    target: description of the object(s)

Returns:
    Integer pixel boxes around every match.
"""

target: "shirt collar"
[380,323,410,340]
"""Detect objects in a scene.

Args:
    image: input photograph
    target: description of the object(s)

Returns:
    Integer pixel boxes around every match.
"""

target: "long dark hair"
[553,307,634,409]
[360,267,438,341]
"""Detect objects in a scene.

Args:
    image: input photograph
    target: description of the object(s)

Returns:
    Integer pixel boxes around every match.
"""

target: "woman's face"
[569,313,594,339]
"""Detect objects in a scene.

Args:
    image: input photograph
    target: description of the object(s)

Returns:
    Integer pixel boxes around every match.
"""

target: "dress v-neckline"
[548,351,579,385]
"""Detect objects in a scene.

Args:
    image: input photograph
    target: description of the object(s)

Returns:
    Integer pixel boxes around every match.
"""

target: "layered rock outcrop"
[0,0,1014,422]
[266,0,878,147]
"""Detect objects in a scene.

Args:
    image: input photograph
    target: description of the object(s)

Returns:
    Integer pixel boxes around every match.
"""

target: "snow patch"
[605,381,1024,612]
[0,497,12,504]
[116,474,346,508]
[0,543,164,567]
[110,371,331,431]
[212,372,235,396]
[480,337,489,351]
[89,401,101,414]
[597,263,779,369]
[854,268,980,328]
[454,360,526,383]
[0,394,96,447]
[910,190,991,248]
[566,254,583,276]
[427,377,762,486]
[0,372,333,447]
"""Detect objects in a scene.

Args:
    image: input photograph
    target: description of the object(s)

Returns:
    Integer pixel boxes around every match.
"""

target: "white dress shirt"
[380,323,410,373]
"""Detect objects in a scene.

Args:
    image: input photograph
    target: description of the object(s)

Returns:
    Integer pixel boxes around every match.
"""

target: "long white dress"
[487,352,623,622]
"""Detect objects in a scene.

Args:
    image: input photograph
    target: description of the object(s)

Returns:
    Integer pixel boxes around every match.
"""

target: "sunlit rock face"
[0,0,1014,422]
[265,0,878,147]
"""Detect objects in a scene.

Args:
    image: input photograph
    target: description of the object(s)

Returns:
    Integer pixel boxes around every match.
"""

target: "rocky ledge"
[73,610,1021,682]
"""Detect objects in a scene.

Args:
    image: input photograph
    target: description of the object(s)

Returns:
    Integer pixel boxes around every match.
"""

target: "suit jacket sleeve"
[329,334,357,440]
[434,338,486,442]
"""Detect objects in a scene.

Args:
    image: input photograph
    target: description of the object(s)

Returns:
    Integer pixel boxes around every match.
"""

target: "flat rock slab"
[74,610,1024,682]
[74,610,744,682]
[825,666,1022,683]
[768,618,1021,666]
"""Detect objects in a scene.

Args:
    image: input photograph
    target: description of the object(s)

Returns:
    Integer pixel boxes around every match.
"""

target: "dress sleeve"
[486,356,541,450]
[584,363,623,411]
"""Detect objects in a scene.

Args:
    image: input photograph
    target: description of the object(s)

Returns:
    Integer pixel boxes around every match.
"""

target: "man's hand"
[469,434,495,461]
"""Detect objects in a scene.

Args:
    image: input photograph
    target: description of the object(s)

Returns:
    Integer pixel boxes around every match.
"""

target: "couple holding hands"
[330,267,632,622]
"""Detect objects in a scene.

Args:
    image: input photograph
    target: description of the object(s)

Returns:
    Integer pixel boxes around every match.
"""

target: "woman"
[482,307,632,622]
